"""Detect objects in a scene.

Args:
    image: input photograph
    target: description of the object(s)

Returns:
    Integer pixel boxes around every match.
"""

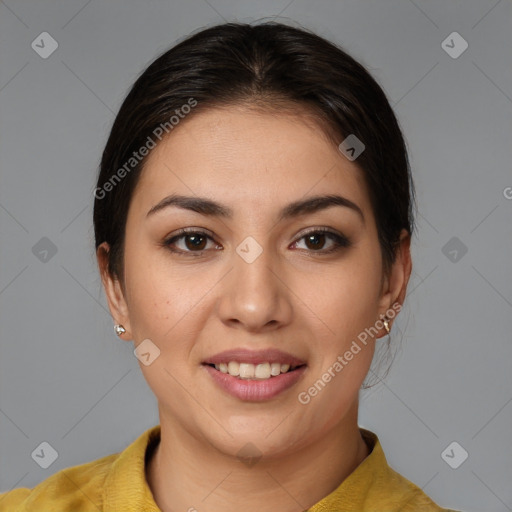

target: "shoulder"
[361,428,462,512]
[0,451,118,511]
[383,464,461,512]
[0,425,160,512]
[310,428,463,512]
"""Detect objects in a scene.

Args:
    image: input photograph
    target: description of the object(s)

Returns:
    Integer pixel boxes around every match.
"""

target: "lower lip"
[202,364,307,401]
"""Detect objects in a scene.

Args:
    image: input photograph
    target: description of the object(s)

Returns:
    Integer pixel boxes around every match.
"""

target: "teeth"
[270,362,281,376]
[239,363,255,379]
[228,361,240,376]
[212,361,299,380]
[255,363,271,379]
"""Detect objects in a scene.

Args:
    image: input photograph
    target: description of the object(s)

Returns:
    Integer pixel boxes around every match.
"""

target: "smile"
[208,361,303,380]
[201,348,308,401]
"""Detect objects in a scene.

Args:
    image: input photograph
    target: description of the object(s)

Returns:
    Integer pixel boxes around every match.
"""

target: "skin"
[97,105,412,512]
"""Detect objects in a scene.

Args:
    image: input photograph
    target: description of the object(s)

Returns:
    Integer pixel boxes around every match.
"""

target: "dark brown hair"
[94,20,416,290]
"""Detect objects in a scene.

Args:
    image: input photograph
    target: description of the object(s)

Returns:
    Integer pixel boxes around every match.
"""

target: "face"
[99,105,411,459]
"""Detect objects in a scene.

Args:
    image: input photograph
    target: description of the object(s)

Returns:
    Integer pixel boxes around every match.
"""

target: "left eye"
[292,230,350,252]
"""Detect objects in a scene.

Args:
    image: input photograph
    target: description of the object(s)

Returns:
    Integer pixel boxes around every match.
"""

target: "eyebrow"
[146,193,365,224]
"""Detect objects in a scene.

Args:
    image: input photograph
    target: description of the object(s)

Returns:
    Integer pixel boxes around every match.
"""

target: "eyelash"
[161,227,351,257]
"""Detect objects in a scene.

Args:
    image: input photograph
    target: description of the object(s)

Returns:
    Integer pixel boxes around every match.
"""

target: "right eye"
[162,228,221,256]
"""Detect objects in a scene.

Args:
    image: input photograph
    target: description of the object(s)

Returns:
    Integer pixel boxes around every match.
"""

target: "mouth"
[202,348,307,380]
[203,361,307,380]
[201,348,307,400]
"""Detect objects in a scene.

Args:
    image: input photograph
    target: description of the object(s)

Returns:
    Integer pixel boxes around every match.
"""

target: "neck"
[146,403,369,512]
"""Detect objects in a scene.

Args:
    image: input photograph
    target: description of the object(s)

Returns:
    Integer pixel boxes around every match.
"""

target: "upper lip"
[203,348,307,367]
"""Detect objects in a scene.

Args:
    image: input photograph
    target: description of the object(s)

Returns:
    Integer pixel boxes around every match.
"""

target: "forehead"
[129,106,371,220]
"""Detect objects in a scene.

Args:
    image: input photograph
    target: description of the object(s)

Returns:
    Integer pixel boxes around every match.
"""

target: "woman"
[0,21,462,512]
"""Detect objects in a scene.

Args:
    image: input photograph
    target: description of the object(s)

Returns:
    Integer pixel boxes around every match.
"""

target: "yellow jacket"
[0,425,461,511]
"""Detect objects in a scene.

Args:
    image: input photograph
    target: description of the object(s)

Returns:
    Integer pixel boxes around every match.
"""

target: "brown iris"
[184,234,208,251]
[304,233,326,251]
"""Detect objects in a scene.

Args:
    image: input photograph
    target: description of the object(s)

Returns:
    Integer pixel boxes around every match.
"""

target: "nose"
[216,238,293,332]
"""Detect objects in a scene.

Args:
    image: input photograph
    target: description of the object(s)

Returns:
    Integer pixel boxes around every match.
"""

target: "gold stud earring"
[383,318,390,335]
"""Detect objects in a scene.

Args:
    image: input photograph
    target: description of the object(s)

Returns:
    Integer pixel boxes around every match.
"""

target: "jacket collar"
[103,425,395,511]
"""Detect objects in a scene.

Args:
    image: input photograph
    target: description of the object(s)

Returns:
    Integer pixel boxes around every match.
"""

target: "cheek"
[122,243,196,340]
[308,254,382,334]
[294,248,383,396]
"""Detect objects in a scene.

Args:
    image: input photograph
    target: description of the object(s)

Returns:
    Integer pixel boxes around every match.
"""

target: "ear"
[97,242,132,341]
[376,229,412,336]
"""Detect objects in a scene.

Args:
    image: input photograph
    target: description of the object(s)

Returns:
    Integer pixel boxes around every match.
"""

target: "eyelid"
[295,226,340,238]
[171,226,215,238]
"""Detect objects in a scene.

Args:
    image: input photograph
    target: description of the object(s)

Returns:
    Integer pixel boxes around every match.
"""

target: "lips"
[202,348,307,401]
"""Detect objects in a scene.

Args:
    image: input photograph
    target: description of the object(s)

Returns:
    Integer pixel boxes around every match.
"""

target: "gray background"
[1,1,511,511]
